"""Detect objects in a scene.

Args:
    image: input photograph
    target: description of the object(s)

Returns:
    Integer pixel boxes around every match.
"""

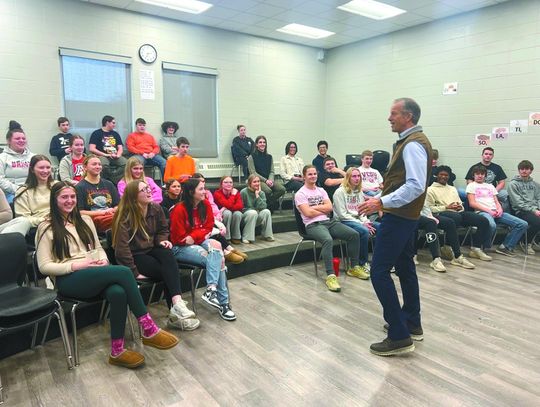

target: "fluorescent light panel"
[338,0,406,20]
[276,23,335,39]
[135,0,213,14]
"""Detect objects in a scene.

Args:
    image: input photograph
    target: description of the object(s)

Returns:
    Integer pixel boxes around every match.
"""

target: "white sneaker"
[451,255,475,269]
[170,301,196,320]
[520,242,535,255]
[429,257,446,273]
[469,247,492,261]
[167,316,200,331]
[362,262,371,274]
[413,255,419,265]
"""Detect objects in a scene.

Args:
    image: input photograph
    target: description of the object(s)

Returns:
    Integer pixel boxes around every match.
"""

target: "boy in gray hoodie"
[508,160,540,254]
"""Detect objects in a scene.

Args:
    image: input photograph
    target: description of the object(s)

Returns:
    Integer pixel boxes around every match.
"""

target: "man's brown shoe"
[108,349,145,368]
[142,329,179,350]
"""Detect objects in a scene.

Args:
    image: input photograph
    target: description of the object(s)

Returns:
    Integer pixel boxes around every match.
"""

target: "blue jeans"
[371,213,420,341]
[342,220,373,265]
[478,211,528,250]
[133,154,167,176]
[172,240,229,305]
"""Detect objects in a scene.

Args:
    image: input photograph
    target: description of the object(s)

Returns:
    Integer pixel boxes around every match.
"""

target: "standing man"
[88,115,127,184]
[231,124,254,178]
[126,118,167,176]
[359,98,432,356]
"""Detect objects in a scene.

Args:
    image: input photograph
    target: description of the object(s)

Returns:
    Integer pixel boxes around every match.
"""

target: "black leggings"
[210,234,231,250]
[133,247,181,307]
[517,211,540,241]
[417,215,462,259]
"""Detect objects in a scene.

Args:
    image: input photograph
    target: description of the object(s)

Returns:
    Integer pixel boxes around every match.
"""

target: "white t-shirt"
[359,166,383,191]
[466,182,498,211]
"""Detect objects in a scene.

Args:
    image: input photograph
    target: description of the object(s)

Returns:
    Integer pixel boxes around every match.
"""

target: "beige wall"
[0,0,326,163]
[325,0,540,186]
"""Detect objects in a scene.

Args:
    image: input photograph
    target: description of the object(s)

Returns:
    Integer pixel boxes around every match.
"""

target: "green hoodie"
[508,175,540,214]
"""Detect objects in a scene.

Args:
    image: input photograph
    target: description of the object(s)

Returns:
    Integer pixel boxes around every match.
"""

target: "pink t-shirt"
[465,182,497,211]
[295,185,330,226]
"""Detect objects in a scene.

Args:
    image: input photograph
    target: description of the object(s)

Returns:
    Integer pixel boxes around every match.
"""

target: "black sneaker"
[384,323,424,341]
[219,304,236,321]
[495,245,516,257]
[370,337,415,356]
[201,288,220,309]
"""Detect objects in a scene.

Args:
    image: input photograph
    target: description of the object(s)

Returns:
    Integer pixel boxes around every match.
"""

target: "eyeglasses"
[139,186,152,193]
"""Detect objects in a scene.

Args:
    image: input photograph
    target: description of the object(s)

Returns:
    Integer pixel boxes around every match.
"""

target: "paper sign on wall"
[491,127,509,141]
[510,120,528,133]
[140,69,155,100]
[443,82,458,95]
[475,134,491,146]
[528,112,540,126]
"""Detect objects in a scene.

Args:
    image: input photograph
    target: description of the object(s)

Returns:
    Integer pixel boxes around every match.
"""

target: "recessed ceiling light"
[337,0,406,20]
[276,23,335,39]
[135,0,213,14]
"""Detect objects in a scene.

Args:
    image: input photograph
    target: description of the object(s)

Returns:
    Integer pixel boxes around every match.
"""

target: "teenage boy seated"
[426,165,492,261]
[295,165,362,293]
[88,115,127,184]
[465,147,508,207]
[49,116,73,161]
[359,150,384,197]
[508,160,540,254]
[126,118,166,176]
[466,165,527,257]
[318,157,345,202]
[312,140,334,175]
[164,136,196,183]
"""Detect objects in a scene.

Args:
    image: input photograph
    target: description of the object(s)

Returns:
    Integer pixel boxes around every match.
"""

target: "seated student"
[465,147,508,207]
[359,150,384,197]
[231,124,254,178]
[466,165,527,256]
[88,115,127,184]
[319,156,346,202]
[59,134,86,185]
[428,149,455,186]
[75,155,119,233]
[508,160,540,254]
[36,182,178,369]
[164,136,196,183]
[296,165,361,292]
[49,117,73,162]
[14,155,57,237]
[191,173,245,264]
[161,178,181,218]
[247,135,285,210]
[117,157,162,204]
[170,178,236,321]
[417,201,476,272]
[332,167,376,278]
[312,140,334,175]
[240,174,274,243]
[126,118,166,176]
[426,165,492,261]
[214,175,250,244]
[0,188,31,235]
[112,180,200,331]
[279,141,304,192]
[0,121,34,203]
[159,121,179,159]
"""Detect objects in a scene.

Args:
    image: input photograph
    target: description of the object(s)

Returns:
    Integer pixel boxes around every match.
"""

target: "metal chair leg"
[54,301,74,369]
[70,303,80,366]
[312,241,318,277]
[40,314,53,346]
[289,240,303,266]
[0,373,3,404]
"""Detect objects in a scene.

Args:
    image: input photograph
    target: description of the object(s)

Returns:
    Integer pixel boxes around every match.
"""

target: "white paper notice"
[491,127,509,141]
[443,82,458,95]
[510,120,528,133]
[475,134,491,146]
[528,112,540,126]
[140,69,155,100]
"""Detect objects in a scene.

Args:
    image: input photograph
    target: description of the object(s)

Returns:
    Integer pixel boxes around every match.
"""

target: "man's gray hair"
[394,97,421,124]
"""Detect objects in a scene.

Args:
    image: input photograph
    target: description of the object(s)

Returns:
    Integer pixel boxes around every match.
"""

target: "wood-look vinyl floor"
[2,248,540,406]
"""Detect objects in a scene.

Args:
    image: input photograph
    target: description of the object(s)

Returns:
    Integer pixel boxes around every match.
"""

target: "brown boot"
[232,248,248,260]
[142,329,179,350]
[224,251,244,264]
[108,349,145,368]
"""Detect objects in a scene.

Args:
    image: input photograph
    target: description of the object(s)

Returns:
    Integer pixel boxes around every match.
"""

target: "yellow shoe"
[347,265,370,280]
[325,274,341,292]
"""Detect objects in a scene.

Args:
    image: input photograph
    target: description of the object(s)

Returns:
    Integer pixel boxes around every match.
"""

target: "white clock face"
[139,44,157,63]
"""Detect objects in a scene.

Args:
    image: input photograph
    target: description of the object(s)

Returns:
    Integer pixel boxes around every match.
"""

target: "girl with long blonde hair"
[117,156,162,203]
